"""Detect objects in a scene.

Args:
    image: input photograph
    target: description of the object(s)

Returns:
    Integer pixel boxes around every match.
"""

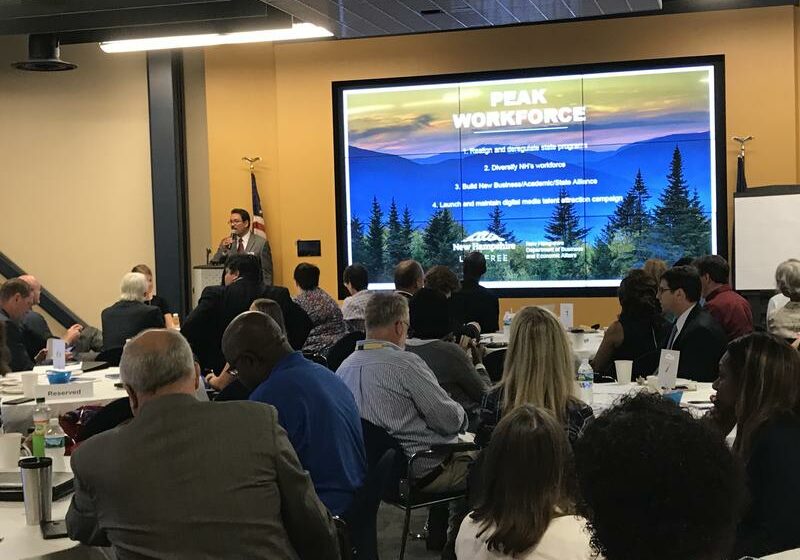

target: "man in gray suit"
[212,207,274,285]
[66,329,339,560]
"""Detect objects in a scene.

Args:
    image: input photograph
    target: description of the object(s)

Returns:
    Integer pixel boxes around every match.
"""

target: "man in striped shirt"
[335,292,468,487]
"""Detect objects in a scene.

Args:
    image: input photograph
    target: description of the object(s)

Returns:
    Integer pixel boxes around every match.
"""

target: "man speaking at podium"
[212,208,273,285]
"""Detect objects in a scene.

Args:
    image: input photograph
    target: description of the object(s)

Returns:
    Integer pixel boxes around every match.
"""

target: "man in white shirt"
[657,265,727,382]
[341,263,372,332]
[212,208,273,285]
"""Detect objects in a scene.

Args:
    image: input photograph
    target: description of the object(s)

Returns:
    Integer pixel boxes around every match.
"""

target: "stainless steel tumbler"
[19,456,52,525]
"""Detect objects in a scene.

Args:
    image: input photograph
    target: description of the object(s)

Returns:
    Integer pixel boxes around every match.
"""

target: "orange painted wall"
[203,6,798,327]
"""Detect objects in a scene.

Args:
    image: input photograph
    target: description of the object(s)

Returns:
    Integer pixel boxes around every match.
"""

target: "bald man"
[67,329,338,560]
[19,275,82,359]
[223,312,366,516]
[394,259,425,299]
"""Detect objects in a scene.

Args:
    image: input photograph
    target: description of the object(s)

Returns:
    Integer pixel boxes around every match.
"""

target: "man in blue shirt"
[222,311,366,515]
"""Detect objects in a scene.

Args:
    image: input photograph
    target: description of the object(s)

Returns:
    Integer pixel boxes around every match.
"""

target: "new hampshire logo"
[461,231,505,243]
[453,231,516,252]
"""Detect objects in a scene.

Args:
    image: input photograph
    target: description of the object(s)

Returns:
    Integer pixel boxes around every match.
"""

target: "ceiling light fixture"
[99,22,332,53]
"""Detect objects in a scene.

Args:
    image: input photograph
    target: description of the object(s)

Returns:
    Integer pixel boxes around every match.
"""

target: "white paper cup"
[615,360,633,384]
[21,372,38,398]
[0,433,22,470]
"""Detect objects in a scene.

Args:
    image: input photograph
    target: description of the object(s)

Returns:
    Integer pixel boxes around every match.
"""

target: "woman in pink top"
[456,404,593,560]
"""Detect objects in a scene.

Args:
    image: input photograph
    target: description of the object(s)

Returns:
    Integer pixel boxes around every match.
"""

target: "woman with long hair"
[476,306,592,447]
[710,332,800,557]
[590,268,669,379]
[457,404,592,560]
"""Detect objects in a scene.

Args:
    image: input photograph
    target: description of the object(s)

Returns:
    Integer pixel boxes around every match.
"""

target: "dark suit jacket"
[182,280,312,372]
[663,304,727,382]
[0,309,33,372]
[100,300,165,352]
[22,310,53,359]
[66,394,339,560]
[449,278,500,334]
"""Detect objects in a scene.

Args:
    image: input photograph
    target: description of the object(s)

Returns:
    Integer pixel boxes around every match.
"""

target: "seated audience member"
[709,333,800,557]
[19,275,82,359]
[66,329,338,559]
[477,306,593,448]
[695,255,753,340]
[406,288,490,428]
[293,263,347,355]
[657,266,727,382]
[591,269,669,379]
[767,259,798,320]
[341,263,371,332]
[101,273,165,353]
[642,258,667,284]
[0,322,10,374]
[425,265,460,298]
[574,393,745,560]
[767,259,800,340]
[450,252,500,334]
[336,292,468,488]
[205,298,286,392]
[456,405,593,560]
[222,311,366,516]
[394,259,425,299]
[131,264,175,329]
[183,254,312,373]
[0,279,35,371]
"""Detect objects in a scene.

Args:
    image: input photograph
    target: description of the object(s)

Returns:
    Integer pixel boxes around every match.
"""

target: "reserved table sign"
[35,381,94,400]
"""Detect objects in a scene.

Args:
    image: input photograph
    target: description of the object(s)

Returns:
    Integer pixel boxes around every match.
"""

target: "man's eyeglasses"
[657,286,674,295]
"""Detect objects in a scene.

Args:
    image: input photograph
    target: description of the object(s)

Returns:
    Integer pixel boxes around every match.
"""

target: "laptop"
[0,472,75,502]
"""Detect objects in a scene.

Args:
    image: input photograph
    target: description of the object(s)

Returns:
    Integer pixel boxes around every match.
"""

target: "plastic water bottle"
[503,310,513,336]
[32,398,50,458]
[577,358,594,404]
[44,418,66,470]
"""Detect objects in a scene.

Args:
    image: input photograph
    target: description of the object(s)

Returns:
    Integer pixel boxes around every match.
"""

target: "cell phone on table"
[4,397,34,405]
[41,519,68,539]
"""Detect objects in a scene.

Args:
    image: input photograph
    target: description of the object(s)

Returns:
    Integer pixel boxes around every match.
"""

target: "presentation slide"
[334,59,722,292]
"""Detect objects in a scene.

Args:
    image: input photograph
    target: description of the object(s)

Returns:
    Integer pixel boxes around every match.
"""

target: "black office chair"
[326,331,366,372]
[343,449,398,560]
[360,419,477,560]
[333,516,353,560]
[303,351,328,367]
[75,397,133,442]
[482,348,506,383]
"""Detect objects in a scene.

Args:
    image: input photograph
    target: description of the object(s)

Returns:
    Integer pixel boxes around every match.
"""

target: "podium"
[191,265,224,308]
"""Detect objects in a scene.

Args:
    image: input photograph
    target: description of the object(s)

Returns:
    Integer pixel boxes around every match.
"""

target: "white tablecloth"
[483,330,605,361]
[1,369,126,434]
[591,381,715,417]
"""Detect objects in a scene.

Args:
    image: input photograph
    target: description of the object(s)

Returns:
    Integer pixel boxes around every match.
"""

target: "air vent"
[12,34,77,72]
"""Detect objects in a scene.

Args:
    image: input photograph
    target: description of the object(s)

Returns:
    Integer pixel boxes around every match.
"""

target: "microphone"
[228,229,237,250]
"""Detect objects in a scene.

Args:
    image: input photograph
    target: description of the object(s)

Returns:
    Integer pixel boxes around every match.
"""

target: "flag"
[736,153,748,193]
[251,171,266,239]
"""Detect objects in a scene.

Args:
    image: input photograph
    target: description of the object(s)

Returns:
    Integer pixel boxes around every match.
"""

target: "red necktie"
[237,238,244,253]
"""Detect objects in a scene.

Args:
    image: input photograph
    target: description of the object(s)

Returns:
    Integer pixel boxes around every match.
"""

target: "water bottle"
[32,398,50,458]
[577,358,594,404]
[44,418,66,470]
[502,310,513,337]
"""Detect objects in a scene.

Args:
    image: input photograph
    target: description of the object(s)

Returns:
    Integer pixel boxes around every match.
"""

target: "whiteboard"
[734,186,800,290]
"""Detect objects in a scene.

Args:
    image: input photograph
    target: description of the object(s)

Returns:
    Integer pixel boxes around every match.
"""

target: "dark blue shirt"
[249,352,366,515]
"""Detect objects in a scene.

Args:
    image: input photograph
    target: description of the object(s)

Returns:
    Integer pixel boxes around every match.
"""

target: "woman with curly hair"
[457,404,592,560]
[709,332,800,557]
[575,393,746,560]
[590,268,670,379]
[476,306,593,447]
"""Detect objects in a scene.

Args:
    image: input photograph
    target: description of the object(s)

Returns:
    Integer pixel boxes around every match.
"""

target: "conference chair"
[360,419,478,560]
[95,347,123,367]
[75,397,133,442]
[333,516,354,560]
[482,348,506,383]
[302,351,328,367]
[343,449,398,560]
[326,331,366,372]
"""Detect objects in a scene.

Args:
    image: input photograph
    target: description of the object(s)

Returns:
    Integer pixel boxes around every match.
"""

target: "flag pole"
[242,156,261,171]
[732,136,752,194]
